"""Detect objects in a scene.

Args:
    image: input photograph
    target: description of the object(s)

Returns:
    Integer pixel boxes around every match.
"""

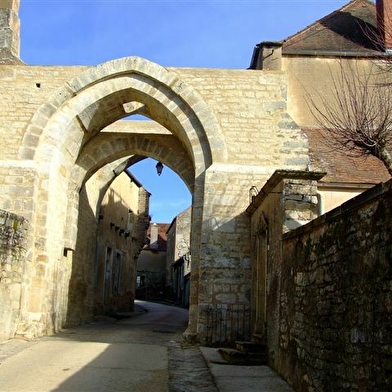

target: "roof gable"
[282,0,380,55]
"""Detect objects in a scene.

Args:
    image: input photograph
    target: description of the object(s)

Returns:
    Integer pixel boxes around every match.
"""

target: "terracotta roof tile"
[303,127,391,184]
[283,0,380,55]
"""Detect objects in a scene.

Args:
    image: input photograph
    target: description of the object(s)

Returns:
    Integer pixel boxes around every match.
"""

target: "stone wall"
[66,169,149,326]
[0,209,27,341]
[276,180,392,391]
[248,171,323,350]
[0,0,22,64]
[166,207,191,306]
[0,57,309,341]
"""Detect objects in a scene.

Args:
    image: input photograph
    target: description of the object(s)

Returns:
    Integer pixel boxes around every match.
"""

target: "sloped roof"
[303,127,390,184]
[282,0,380,55]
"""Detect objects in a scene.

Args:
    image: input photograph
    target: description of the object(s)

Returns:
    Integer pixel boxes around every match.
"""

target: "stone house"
[166,207,192,307]
[248,0,392,333]
[92,170,149,317]
[244,0,392,389]
[250,0,391,214]
[247,0,392,346]
[136,222,170,301]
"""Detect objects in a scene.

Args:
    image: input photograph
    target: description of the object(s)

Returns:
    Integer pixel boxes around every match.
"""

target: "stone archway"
[18,56,227,338]
[66,138,194,326]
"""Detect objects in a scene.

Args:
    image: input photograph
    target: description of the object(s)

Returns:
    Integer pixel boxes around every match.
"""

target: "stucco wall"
[317,186,369,214]
[282,57,386,128]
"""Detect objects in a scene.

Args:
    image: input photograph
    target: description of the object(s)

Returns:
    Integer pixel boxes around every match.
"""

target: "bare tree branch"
[306,60,392,177]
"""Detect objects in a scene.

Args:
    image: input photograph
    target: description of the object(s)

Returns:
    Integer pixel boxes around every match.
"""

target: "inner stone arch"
[74,132,195,193]
[66,151,196,327]
[64,132,195,250]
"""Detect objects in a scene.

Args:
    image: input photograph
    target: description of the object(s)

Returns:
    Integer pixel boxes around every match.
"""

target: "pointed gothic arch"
[19,56,227,336]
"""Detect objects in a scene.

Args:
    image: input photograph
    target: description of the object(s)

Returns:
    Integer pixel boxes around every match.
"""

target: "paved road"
[0,301,293,392]
[0,301,218,392]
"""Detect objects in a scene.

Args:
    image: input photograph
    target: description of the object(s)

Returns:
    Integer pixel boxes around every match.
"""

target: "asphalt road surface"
[0,301,218,392]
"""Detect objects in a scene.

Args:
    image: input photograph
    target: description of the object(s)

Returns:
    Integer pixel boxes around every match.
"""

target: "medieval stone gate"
[0,1,309,342]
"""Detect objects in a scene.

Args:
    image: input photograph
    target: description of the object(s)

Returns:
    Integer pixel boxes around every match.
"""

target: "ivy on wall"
[0,209,27,276]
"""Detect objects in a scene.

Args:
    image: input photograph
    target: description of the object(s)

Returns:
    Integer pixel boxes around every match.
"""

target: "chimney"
[150,223,159,250]
[0,0,22,63]
[249,41,282,71]
[377,0,392,52]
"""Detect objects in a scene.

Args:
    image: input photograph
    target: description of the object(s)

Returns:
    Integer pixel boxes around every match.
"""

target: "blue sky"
[19,0,349,223]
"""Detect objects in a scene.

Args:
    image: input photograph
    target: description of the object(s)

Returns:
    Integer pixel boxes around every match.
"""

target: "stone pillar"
[0,0,22,64]
[247,170,325,367]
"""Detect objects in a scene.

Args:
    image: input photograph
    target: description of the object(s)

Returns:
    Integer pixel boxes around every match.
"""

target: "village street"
[0,301,293,392]
[0,302,216,392]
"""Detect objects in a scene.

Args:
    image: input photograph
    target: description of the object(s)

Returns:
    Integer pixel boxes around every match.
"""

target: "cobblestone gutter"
[168,343,219,392]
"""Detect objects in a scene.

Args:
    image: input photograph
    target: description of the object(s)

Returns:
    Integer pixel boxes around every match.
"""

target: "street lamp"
[156,161,164,176]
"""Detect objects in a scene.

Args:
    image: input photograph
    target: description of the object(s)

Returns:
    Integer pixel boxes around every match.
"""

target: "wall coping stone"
[246,170,325,215]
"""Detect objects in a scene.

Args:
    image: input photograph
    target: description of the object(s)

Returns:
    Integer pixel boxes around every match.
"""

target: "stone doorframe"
[18,56,228,338]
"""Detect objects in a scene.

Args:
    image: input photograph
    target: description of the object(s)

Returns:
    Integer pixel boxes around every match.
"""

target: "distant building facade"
[166,207,191,307]
[136,222,170,301]
[93,171,150,315]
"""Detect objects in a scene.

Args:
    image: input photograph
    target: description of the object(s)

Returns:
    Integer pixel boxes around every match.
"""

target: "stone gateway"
[1,1,392,390]
[0,1,308,342]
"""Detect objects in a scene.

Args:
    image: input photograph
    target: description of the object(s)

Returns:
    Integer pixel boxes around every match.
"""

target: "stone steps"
[217,339,268,365]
